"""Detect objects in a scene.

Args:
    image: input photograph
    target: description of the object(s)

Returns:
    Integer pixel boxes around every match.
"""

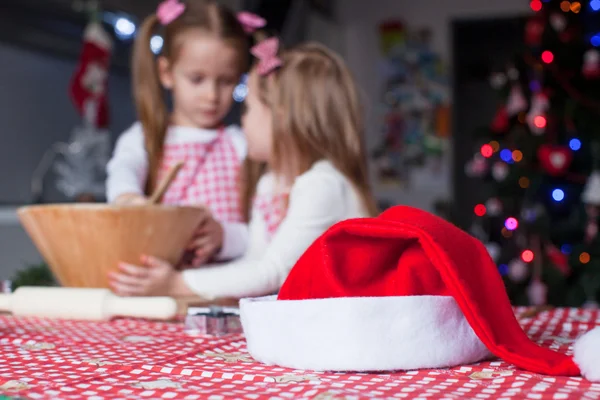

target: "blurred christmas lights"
[502,227,513,238]
[530,0,543,11]
[505,217,519,231]
[512,150,523,162]
[552,188,565,201]
[474,204,487,216]
[500,149,513,162]
[580,252,591,263]
[534,115,547,128]
[480,144,493,158]
[498,264,509,275]
[569,138,582,150]
[522,250,535,263]
[592,0,600,11]
[542,51,555,63]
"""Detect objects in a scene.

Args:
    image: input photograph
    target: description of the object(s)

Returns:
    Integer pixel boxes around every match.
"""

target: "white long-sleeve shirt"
[182,160,369,299]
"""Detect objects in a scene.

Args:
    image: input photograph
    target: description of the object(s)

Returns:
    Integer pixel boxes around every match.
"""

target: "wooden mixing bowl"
[17,204,207,288]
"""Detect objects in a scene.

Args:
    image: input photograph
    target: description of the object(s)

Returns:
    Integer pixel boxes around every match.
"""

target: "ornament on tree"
[549,13,567,32]
[537,144,572,176]
[582,49,600,79]
[521,203,546,222]
[583,172,600,205]
[515,232,528,248]
[69,21,112,128]
[485,198,503,216]
[464,154,488,178]
[506,85,528,116]
[508,259,529,282]
[559,25,577,43]
[491,106,509,132]
[507,66,519,81]
[545,244,570,275]
[489,72,507,89]
[527,279,548,306]
[525,16,545,47]
[583,196,600,244]
[492,161,509,181]
[585,218,598,243]
[526,92,549,135]
[583,142,600,205]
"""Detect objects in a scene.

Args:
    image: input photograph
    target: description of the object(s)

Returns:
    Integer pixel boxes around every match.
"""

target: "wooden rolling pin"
[0,287,178,321]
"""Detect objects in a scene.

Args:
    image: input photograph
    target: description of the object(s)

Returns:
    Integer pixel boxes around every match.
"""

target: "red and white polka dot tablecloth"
[0,307,599,399]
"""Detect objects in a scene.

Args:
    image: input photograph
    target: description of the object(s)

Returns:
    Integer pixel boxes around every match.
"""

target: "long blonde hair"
[242,41,378,217]
[132,0,248,194]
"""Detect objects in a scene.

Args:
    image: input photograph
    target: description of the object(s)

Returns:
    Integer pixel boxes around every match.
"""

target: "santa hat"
[240,206,600,381]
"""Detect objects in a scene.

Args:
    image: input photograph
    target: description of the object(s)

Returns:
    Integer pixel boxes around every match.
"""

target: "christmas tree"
[467,0,600,307]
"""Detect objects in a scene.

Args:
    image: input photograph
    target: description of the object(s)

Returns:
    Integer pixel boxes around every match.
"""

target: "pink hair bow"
[251,37,282,76]
[237,11,266,33]
[157,0,185,25]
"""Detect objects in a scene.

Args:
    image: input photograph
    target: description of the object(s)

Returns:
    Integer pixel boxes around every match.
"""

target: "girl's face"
[242,71,273,162]
[159,31,241,129]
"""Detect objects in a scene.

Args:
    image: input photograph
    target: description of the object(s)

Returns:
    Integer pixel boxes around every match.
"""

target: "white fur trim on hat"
[240,295,491,372]
[573,327,600,382]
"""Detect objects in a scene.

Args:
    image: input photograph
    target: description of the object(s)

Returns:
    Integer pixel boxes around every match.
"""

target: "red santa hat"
[240,206,599,381]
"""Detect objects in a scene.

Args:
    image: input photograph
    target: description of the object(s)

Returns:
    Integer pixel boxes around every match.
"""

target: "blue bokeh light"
[500,149,513,163]
[498,264,509,276]
[561,244,572,254]
[569,138,582,151]
[552,188,565,202]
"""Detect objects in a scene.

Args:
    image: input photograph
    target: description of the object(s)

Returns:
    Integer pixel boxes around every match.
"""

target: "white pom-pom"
[573,327,600,382]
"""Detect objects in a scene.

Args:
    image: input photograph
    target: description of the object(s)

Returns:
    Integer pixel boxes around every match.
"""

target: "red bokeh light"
[542,50,554,63]
[480,144,494,158]
[474,204,487,217]
[530,0,543,11]
[521,250,535,263]
[534,115,547,128]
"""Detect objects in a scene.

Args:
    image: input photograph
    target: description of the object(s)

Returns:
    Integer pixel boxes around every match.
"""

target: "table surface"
[0,307,599,400]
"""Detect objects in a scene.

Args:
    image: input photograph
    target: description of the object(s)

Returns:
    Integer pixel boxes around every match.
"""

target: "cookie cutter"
[184,306,242,336]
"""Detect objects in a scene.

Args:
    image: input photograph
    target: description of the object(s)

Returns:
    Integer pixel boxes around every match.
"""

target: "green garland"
[9,263,57,290]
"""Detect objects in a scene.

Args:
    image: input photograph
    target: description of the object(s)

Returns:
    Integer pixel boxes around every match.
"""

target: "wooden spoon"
[148,161,184,204]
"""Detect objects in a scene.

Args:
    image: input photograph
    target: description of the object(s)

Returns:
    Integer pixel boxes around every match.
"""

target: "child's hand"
[114,193,147,205]
[186,216,224,266]
[109,255,179,296]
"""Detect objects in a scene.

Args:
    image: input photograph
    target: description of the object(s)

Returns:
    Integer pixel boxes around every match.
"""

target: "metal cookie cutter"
[184,306,242,336]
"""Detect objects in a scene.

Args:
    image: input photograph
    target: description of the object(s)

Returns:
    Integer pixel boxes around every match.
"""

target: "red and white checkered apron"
[253,190,289,238]
[157,129,242,223]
